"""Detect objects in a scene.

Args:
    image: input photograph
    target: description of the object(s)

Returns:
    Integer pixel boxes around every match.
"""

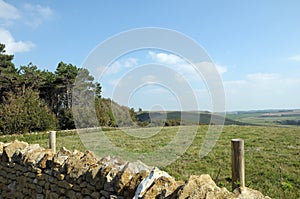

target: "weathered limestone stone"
[91,191,100,199]
[16,175,26,190]
[45,190,51,198]
[104,166,122,192]
[23,186,30,195]
[22,146,46,166]
[48,175,57,184]
[36,185,43,194]
[44,182,51,190]
[53,147,71,168]
[8,181,16,192]
[100,190,110,198]
[7,161,14,168]
[0,142,8,160]
[59,187,67,195]
[72,184,81,192]
[49,192,59,199]
[178,174,230,199]
[14,163,26,172]
[58,180,73,189]
[7,172,17,180]
[81,187,92,195]
[64,150,98,179]
[114,161,150,196]
[133,167,177,199]
[27,172,36,178]
[148,175,181,199]
[232,187,272,199]
[86,183,95,192]
[0,175,6,183]
[66,189,76,198]
[2,140,28,162]
[50,183,58,192]
[86,164,102,185]
[64,150,85,176]
[10,143,40,164]
[35,168,42,174]
[0,141,4,155]
[36,193,44,199]
[97,165,112,190]
[80,181,88,188]
[14,191,24,198]
[38,150,54,169]
[38,179,46,186]
[57,173,65,180]
[30,182,38,191]
[81,150,98,165]
[102,156,127,192]
[76,192,83,199]
[0,169,6,177]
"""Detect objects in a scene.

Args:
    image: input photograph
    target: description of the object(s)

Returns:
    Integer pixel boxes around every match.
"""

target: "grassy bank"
[0,125,299,198]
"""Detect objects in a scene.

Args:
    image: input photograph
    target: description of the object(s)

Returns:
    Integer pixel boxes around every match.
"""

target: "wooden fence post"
[231,138,245,190]
[49,131,56,153]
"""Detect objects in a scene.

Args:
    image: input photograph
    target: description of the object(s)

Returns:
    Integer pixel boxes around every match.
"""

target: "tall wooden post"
[49,131,56,153]
[231,138,245,190]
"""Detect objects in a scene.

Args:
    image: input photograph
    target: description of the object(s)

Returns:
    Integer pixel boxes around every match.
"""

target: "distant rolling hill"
[226,109,300,126]
[136,111,250,126]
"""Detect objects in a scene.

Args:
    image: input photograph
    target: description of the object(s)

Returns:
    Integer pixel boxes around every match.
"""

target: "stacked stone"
[0,140,151,199]
[0,140,271,199]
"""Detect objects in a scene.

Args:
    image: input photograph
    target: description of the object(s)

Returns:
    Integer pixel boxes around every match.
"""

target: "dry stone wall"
[0,140,271,199]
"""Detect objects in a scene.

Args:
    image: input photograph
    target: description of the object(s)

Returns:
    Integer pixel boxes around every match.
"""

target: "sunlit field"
[1,125,299,199]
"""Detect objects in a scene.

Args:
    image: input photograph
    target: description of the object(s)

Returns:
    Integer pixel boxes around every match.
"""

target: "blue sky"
[1,0,300,111]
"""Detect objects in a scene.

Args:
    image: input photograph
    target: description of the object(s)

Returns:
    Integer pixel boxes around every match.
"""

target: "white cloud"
[142,75,158,83]
[24,3,53,18]
[23,3,54,28]
[148,51,184,65]
[0,1,54,54]
[193,61,227,81]
[0,1,53,28]
[124,58,138,67]
[148,51,227,82]
[106,58,138,75]
[0,28,35,54]
[174,73,185,83]
[145,86,170,94]
[108,78,121,87]
[216,64,227,75]
[37,5,53,18]
[246,73,278,81]
[0,0,20,20]
[289,54,300,61]
[224,73,300,110]
[109,61,122,74]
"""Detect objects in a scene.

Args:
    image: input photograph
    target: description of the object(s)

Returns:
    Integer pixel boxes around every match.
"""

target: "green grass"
[0,130,86,151]
[165,126,300,198]
[0,125,299,198]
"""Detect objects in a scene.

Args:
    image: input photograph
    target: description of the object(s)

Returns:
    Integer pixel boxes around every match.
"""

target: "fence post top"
[231,138,244,142]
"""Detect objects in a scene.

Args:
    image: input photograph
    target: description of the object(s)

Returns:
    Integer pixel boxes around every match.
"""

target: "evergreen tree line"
[0,44,135,134]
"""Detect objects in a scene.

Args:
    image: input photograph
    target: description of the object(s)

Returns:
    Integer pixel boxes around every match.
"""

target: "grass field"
[226,111,300,127]
[0,125,299,199]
